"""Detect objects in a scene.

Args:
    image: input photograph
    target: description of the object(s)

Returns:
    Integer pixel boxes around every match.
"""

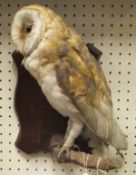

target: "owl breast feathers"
[11,4,127,159]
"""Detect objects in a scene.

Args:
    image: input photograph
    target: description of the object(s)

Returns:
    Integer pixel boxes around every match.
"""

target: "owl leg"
[57,119,83,162]
[63,119,80,151]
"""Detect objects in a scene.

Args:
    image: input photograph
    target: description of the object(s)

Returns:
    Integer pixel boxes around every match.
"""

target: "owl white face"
[11,9,43,56]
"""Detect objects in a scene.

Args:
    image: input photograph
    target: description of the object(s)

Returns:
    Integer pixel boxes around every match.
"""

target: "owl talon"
[72,144,80,151]
[57,147,70,163]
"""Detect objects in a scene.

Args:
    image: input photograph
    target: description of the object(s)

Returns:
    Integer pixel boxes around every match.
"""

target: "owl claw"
[57,146,70,163]
[72,144,80,151]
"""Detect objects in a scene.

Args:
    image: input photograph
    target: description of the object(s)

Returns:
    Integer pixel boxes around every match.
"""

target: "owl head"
[11,5,48,56]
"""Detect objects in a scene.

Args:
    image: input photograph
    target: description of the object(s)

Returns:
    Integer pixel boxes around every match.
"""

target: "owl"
[11,4,127,162]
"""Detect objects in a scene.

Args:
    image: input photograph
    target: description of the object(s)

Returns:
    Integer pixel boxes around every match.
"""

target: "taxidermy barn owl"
[11,4,128,162]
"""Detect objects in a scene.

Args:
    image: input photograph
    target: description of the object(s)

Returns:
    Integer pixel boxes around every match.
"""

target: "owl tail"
[109,118,128,151]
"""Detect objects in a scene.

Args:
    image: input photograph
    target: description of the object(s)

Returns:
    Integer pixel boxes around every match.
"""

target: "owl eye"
[25,25,32,33]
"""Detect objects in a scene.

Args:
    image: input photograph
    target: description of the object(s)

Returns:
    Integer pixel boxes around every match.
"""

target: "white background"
[0,0,135,174]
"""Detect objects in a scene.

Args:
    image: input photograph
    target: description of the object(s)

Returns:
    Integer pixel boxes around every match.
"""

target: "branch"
[68,150,123,170]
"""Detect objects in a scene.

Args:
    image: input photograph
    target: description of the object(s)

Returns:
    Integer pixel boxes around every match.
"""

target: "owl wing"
[55,34,113,140]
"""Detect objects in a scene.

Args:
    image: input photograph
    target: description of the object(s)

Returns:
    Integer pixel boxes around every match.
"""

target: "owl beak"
[11,50,24,66]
